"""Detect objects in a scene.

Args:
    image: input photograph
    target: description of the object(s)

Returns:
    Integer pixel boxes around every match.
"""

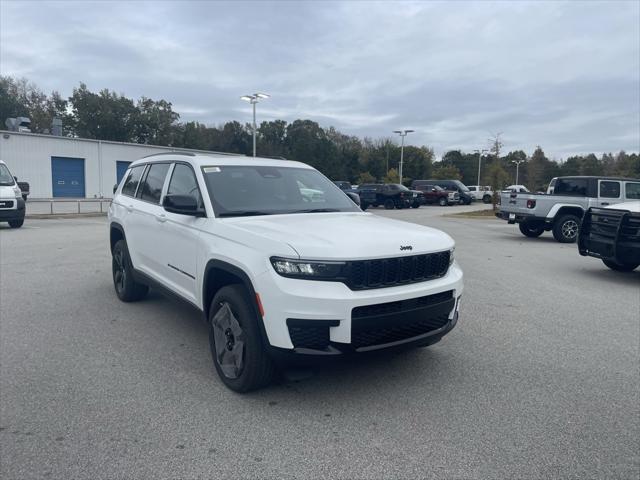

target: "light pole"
[473,149,488,186]
[240,93,270,157]
[393,129,414,184]
[512,159,525,185]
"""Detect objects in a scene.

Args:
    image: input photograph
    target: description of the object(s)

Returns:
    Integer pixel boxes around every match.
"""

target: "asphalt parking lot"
[1,206,638,479]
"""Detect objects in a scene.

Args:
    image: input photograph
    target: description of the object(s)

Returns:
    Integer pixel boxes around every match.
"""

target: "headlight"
[270,257,346,280]
[449,247,455,266]
[13,186,22,198]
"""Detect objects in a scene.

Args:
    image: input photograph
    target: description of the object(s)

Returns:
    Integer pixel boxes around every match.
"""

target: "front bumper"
[255,262,464,354]
[0,198,25,221]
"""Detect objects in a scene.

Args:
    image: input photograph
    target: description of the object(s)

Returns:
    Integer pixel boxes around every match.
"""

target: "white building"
[0,130,241,198]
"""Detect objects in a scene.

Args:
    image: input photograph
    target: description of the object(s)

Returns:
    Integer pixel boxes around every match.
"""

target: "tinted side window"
[121,165,145,197]
[554,178,588,196]
[168,164,202,200]
[139,163,170,204]
[626,182,640,200]
[599,181,620,198]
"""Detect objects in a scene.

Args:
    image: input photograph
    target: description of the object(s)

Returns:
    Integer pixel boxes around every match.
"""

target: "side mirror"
[431,188,437,192]
[113,184,118,194]
[346,191,360,206]
[13,176,18,181]
[163,194,204,217]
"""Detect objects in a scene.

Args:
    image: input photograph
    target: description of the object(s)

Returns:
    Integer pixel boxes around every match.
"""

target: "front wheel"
[482,195,492,204]
[411,202,420,208]
[552,214,580,243]
[602,259,639,272]
[209,285,275,392]
[438,197,447,207]
[360,202,369,211]
[8,219,24,228]
[518,221,545,238]
[112,239,148,302]
[384,199,395,210]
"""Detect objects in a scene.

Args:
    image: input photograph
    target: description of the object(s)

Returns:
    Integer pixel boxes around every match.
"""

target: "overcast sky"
[1,0,639,159]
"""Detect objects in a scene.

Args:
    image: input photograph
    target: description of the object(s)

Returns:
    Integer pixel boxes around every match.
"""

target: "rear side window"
[167,164,202,204]
[626,182,640,200]
[599,181,620,198]
[554,178,588,196]
[121,165,145,197]
[139,163,170,204]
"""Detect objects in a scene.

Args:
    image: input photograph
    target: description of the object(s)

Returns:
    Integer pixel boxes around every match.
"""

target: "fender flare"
[109,221,126,253]
[202,259,271,346]
[547,203,584,220]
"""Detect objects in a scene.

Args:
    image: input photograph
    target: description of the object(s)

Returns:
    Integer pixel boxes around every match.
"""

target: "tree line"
[1,75,638,189]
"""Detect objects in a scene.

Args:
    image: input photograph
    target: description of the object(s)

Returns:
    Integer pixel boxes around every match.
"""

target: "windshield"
[396,184,410,191]
[201,165,360,217]
[0,164,15,186]
[453,180,469,192]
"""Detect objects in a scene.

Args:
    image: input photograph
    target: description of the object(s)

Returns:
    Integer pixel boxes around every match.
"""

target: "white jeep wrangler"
[108,153,464,392]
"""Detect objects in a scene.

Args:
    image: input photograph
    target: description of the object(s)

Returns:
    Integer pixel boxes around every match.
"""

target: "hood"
[221,212,454,260]
[604,201,640,213]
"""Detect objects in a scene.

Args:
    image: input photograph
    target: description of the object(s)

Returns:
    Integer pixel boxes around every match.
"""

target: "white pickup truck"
[496,176,640,243]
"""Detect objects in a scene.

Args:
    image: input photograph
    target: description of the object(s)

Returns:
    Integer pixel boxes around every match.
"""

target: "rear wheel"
[112,239,148,302]
[8,219,24,228]
[384,199,395,210]
[552,214,580,243]
[518,221,545,238]
[438,197,447,207]
[602,260,639,272]
[209,285,275,392]
[411,202,420,208]
[482,195,492,204]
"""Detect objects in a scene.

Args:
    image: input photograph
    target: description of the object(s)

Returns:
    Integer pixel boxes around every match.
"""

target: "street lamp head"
[255,93,270,99]
[393,130,402,134]
[404,129,414,133]
[240,95,253,102]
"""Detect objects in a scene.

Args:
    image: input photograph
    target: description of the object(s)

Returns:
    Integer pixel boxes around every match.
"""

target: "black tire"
[602,259,639,272]
[384,199,395,210]
[372,204,379,208]
[209,285,275,392]
[552,214,580,243]
[438,197,447,207]
[8,219,24,228]
[360,202,368,211]
[112,239,149,302]
[518,221,545,238]
[482,195,492,204]
[411,202,420,208]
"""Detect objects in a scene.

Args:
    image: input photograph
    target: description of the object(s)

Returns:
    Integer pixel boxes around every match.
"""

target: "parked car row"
[495,175,640,272]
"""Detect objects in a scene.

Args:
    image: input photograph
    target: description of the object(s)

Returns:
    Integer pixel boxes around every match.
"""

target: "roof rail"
[142,151,196,159]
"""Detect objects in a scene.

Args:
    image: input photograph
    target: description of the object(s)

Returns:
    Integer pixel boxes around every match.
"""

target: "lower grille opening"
[351,291,455,349]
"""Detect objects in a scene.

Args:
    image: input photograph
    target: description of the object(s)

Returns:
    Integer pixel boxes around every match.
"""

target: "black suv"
[412,179,474,205]
[358,183,425,210]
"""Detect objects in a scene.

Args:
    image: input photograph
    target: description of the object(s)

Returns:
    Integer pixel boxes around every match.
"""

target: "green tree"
[383,168,400,184]
[485,160,510,209]
[134,97,179,145]
[357,171,376,185]
[431,164,462,180]
[69,83,138,141]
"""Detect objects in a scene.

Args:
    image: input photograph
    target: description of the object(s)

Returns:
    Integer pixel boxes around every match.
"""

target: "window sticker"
[203,166,221,173]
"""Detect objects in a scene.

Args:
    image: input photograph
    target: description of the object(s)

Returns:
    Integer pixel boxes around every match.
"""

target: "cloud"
[1,0,638,159]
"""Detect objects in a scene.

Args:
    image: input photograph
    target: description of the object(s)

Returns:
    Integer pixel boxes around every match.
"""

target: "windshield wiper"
[291,208,342,213]
[217,211,274,217]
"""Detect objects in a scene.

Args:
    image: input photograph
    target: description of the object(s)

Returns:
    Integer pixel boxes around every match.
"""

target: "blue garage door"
[51,157,85,198]
[116,161,131,184]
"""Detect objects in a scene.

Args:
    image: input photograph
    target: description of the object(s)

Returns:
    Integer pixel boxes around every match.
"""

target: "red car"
[415,184,460,206]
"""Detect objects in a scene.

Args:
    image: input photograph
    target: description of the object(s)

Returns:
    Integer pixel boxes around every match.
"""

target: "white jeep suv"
[108,153,464,392]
